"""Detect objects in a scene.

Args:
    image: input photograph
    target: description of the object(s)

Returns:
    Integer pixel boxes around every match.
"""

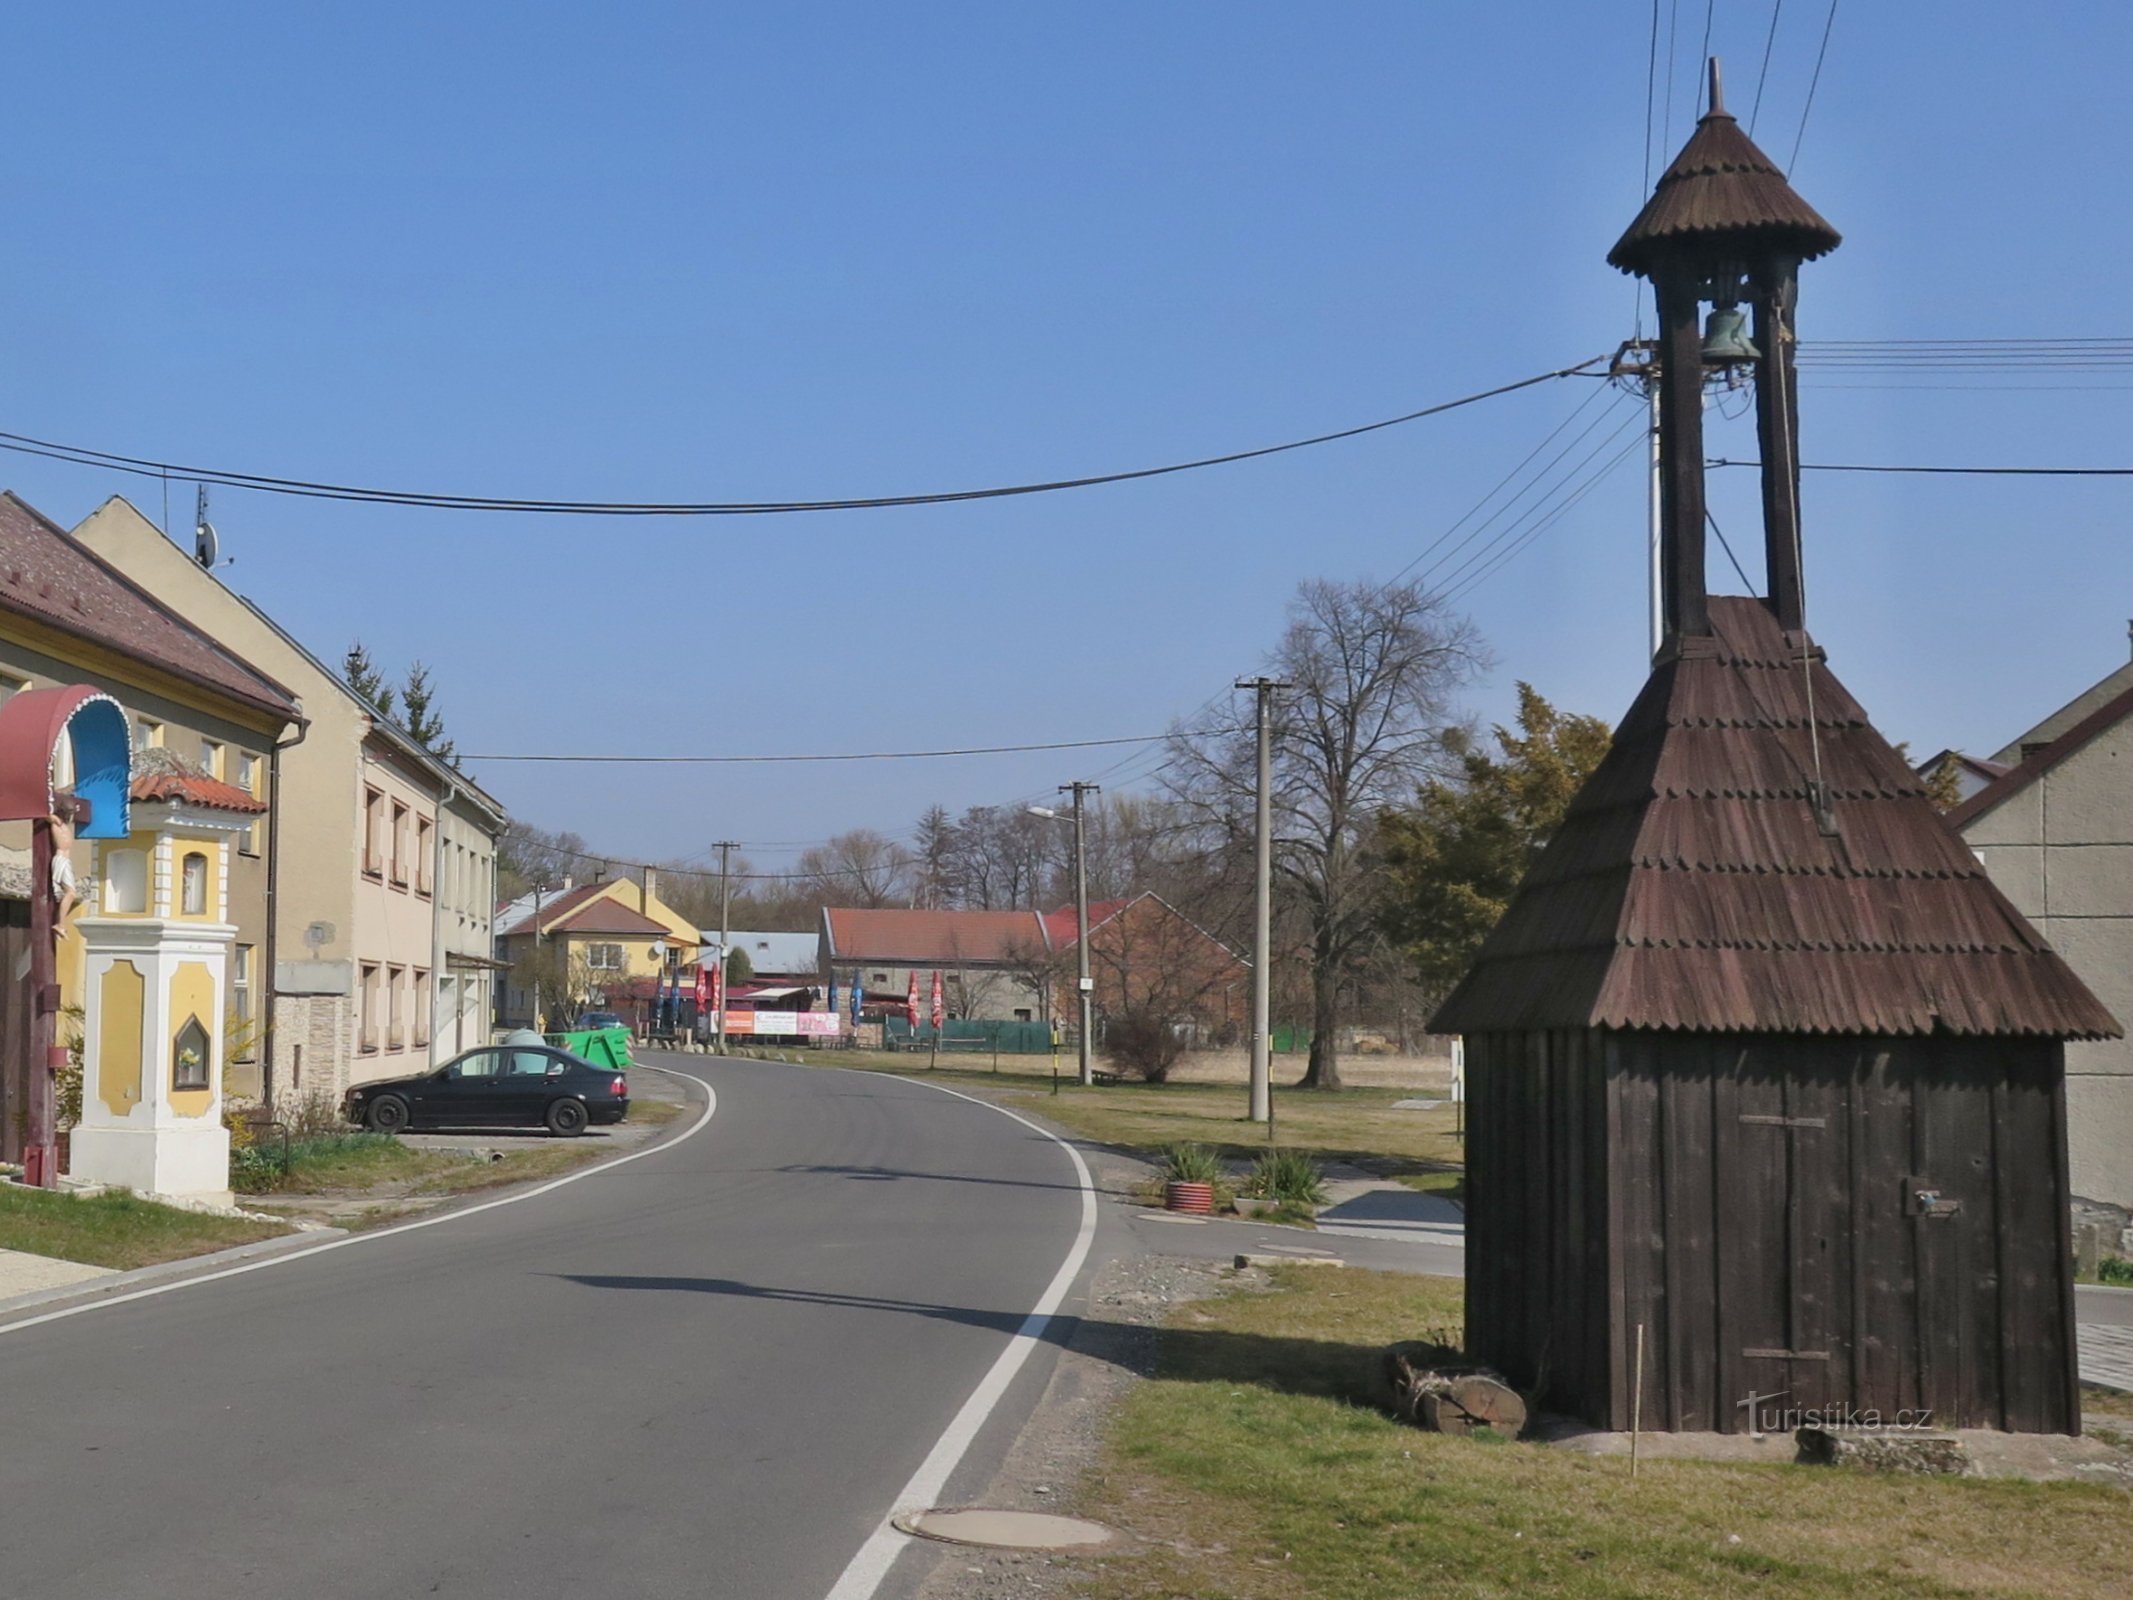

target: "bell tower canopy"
[1608,68,1841,281]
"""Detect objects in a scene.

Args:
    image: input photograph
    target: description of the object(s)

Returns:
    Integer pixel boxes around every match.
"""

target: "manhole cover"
[894,1508,1120,1551]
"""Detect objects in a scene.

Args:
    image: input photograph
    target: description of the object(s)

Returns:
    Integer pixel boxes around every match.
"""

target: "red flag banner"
[905,972,921,1028]
[930,969,945,1030]
[695,965,711,1012]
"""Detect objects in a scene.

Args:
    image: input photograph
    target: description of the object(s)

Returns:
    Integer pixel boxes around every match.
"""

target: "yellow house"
[494,874,700,1028]
[0,492,300,1161]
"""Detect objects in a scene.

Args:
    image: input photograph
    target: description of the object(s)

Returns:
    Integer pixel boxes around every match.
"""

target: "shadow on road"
[547,1272,1415,1410]
[765,1161,1135,1199]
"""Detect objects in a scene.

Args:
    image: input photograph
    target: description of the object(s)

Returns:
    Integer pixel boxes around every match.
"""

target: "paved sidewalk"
[2081,1323,2133,1394]
[1314,1164,1466,1248]
[0,1246,113,1299]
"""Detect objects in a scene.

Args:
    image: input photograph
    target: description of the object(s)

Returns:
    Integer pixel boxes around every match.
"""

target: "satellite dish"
[193,483,219,569]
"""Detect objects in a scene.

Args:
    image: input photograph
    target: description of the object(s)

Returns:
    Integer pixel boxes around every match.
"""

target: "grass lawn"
[764,1048,1464,1184]
[1078,1266,2133,1600]
[242,1096,689,1208]
[0,1184,287,1271]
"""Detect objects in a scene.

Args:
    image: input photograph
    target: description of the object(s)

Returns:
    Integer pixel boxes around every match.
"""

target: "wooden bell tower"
[1432,62,2117,1436]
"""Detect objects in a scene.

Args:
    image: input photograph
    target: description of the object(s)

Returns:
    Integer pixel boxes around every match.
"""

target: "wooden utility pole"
[712,840,737,1055]
[1236,677,1288,1123]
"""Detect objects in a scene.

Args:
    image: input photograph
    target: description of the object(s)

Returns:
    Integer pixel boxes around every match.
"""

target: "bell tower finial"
[1707,56,1725,117]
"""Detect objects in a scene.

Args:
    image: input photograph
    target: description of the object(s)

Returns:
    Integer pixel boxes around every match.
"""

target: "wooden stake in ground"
[1632,1322,1646,1479]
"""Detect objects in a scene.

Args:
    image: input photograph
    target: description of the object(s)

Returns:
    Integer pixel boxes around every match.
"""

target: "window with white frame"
[415,815,433,896]
[363,788,385,876]
[587,943,625,971]
[103,849,148,914]
[237,753,262,856]
[180,852,209,917]
[233,945,256,1060]
[200,739,224,780]
[390,802,410,886]
[360,964,381,1051]
[414,968,431,1046]
[387,965,406,1049]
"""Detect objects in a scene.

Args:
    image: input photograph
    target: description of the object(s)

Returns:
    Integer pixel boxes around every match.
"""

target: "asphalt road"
[0,1054,1091,1600]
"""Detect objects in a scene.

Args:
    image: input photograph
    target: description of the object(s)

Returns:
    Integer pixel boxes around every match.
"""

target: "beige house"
[1950,637,2133,1211]
[72,497,507,1103]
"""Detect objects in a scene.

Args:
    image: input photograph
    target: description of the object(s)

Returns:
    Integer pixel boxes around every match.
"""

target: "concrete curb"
[0,1224,348,1325]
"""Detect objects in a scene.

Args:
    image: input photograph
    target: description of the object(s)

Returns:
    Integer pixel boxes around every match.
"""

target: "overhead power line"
[465,730,1225,765]
[1710,458,2133,477]
[1788,0,1842,171]
[0,356,1606,519]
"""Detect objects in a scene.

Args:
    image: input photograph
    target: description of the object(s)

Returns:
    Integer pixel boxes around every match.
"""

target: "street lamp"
[1029,784,1098,1087]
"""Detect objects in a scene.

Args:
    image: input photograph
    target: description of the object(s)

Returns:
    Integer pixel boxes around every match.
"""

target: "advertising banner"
[721,1011,845,1037]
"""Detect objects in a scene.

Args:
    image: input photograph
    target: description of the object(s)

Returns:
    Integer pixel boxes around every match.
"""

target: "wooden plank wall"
[1468,1027,2077,1434]
[0,897,32,1164]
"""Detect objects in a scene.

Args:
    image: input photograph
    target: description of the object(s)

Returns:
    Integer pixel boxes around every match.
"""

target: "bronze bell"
[1700,306,1760,364]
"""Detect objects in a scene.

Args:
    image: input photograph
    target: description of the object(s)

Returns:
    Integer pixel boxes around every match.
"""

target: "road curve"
[0,1054,1092,1600]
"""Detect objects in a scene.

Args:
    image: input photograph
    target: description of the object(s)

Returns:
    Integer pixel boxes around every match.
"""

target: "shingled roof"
[1431,597,2118,1039]
[1608,94,1840,278]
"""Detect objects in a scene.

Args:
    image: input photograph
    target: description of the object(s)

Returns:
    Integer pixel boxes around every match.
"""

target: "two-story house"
[72,496,507,1103]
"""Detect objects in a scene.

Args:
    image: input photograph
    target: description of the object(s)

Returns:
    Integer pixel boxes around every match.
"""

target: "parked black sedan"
[344,1043,629,1136]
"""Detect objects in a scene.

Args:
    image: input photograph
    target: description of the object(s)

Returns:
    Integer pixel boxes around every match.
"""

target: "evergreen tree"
[1378,683,1612,1003]
[343,640,395,719]
[399,661,457,767]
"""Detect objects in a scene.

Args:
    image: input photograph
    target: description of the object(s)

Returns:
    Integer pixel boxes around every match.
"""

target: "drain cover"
[894,1508,1119,1551]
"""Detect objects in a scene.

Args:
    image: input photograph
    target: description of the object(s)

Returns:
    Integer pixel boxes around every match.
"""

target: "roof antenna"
[193,484,221,570]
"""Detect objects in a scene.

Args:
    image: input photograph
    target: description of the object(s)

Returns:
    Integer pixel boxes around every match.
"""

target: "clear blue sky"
[4,3,2128,869]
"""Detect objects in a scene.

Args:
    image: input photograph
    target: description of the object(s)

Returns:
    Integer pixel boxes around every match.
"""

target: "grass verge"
[768,1048,1464,1184]
[0,1183,286,1271]
[1079,1266,2133,1600]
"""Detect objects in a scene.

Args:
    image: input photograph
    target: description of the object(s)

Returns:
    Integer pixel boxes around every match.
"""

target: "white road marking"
[0,1064,717,1339]
[821,1071,1100,1600]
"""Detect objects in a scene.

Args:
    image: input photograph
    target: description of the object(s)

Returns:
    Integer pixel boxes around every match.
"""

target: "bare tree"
[796,829,912,909]
[1168,577,1486,1089]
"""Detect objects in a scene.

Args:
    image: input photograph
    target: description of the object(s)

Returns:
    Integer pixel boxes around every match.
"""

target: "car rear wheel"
[546,1097,589,1137]
[368,1095,410,1134]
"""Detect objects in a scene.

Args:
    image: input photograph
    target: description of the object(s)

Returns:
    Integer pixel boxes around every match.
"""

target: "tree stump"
[1384,1343,1528,1438]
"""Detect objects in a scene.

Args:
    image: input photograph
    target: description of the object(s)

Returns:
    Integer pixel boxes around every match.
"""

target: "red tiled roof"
[0,491,298,720]
[1431,597,2118,1039]
[130,769,268,814]
[1042,898,1129,950]
[823,907,1047,965]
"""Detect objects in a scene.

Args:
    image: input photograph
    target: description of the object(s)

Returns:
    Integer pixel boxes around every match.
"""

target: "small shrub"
[1162,1142,1224,1185]
[1104,1010,1186,1082]
[1245,1148,1328,1208]
[279,1091,354,1139]
[2100,1255,2133,1286]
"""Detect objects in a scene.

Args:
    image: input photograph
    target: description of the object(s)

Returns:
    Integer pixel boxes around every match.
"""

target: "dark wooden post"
[1656,279,1710,641]
[23,817,61,1186]
[1754,260,1806,631]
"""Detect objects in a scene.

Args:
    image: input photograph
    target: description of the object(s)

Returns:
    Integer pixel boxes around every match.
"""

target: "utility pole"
[1611,339,1663,662]
[1064,783,1098,1087]
[1028,787,1100,1085]
[531,880,548,1031]
[1236,677,1288,1123]
[712,840,737,1055]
